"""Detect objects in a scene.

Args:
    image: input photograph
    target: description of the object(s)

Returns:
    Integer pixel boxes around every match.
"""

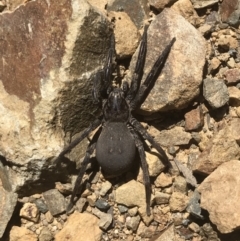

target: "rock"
[188,222,200,233]
[0,164,18,238]
[99,181,112,196]
[92,208,113,230]
[184,106,204,131]
[154,173,172,188]
[210,57,221,71]
[95,199,110,211]
[171,0,200,26]
[203,78,229,109]
[116,180,146,210]
[118,204,128,214]
[20,203,39,223]
[33,198,48,214]
[87,193,97,207]
[107,0,149,29]
[9,226,38,241]
[224,68,240,84]
[126,215,141,231]
[109,11,140,59]
[202,223,220,241]
[39,227,53,241]
[198,24,214,36]
[198,160,240,233]
[55,212,102,241]
[220,0,240,26]
[228,118,240,144]
[149,126,192,147]
[192,124,240,174]
[169,192,189,212]
[0,0,112,192]
[146,150,165,177]
[153,192,170,204]
[138,206,154,226]
[75,197,87,212]
[87,0,108,13]
[43,189,66,216]
[191,0,218,9]
[45,211,54,223]
[153,224,175,241]
[137,222,157,238]
[149,0,177,11]
[127,8,206,113]
[55,182,72,195]
[217,34,238,51]
[173,176,188,194]
[227,57,236,68]
[228,86,240,106]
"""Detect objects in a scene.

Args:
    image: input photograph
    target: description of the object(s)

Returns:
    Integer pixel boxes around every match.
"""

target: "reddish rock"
[198,160,240,233]
[10,226,37,241]
[224,68,240,84]
[220,0,239,22]
[184,106,204,131]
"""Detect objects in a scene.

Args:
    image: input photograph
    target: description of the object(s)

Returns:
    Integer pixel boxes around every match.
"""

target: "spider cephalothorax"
[55,25,175,216]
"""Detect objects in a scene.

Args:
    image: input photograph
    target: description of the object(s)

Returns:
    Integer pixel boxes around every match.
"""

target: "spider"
[55,25,176,216]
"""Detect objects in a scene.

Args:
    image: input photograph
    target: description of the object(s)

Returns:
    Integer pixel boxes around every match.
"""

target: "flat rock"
[20,203,39,223]
[198,160,240,233]
[55,212,102,241]
[224,68,240,84]
[169,192,189,212]
[116,180,146,210]
[149,126,192,147]
[149,0,177,11]
[228,86,240,106]
[146,150,165,177]
[184,106,204,131]
[191,0,218,9]
[203,78,229,109]
[0,0,112,190]
[127,8,206,113]
[192,124,240,174]
[9,226,37,241]
[43,189,66,216]
[92,208,113,230]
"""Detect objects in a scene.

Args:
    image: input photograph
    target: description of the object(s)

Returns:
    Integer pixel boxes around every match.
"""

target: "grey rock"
[203,78,229,109]
[126,8,206,113]
[39,227,53,241]
[220,0,239,26]
[107,0,149,29]
[186,190,203,219]
[0,163,18,238]
[118,204,128,213]
[95,199,110,211]
[33,199,48,214]
[126,215,141,231]
[43,189,66,216]
[92,208,113,231]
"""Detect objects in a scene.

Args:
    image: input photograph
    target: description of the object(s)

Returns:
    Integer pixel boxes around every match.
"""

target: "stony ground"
[1,0,240,241]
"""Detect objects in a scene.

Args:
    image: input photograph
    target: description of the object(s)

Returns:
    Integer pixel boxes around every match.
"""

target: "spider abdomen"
[96,122,136,178]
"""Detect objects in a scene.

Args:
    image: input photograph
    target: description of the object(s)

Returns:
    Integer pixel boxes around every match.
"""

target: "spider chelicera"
[55,25,176,216]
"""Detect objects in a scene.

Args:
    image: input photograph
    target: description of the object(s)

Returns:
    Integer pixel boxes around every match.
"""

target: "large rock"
[198,160,240,233]
[126,8,206,113]
[0,0,112,192]
[55,212,102,241]
[192,123,240,174]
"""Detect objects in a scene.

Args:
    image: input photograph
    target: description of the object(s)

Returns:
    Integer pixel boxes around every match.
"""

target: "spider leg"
[130,37,176,110]
[129,117,171,168]
[54,116,102,165]
[126,25,148,102]
[67,141,97,212]
[92,34,115,103]
[129,126,151,216]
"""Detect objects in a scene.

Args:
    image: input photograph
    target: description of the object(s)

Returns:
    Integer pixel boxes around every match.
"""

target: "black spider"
[55,25,176,216]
